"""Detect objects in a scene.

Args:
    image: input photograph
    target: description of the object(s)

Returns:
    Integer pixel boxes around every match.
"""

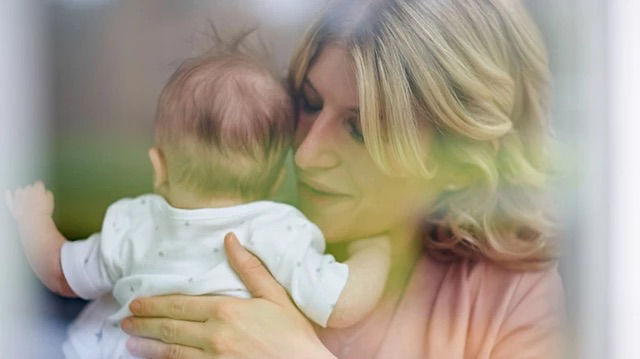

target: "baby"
[5,52,390,358]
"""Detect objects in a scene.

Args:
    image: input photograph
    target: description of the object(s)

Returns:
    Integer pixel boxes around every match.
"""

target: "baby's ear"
[148,147,168,190]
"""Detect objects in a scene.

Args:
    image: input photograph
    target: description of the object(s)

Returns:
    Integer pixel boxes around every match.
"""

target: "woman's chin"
[303,209,381,244]
[297,190,400,242]
[299,205,352,242]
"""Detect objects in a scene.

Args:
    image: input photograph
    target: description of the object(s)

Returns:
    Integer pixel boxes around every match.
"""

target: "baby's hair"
[154,39,294,200]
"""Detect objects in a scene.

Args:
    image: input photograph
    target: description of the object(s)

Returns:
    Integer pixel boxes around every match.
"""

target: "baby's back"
[62,195,316,358]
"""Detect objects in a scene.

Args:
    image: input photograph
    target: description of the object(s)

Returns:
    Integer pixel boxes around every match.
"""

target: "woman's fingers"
[121,316,207,349]
[130,294,228,321]
[126,337,209,359]
[223,232,290,305]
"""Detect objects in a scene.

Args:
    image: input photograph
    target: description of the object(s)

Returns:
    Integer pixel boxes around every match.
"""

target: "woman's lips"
[297,180,350,198]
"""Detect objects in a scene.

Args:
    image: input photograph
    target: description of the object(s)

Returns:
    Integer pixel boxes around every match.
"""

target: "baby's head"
[149,53,294,207]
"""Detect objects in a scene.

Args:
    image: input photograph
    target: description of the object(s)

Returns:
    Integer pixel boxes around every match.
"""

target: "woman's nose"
[294,111,340,171]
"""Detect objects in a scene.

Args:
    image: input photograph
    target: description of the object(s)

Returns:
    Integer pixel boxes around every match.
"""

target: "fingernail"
[130,300,141,313]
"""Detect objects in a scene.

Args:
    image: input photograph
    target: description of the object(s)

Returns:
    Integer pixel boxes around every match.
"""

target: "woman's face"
[294,44,433,242]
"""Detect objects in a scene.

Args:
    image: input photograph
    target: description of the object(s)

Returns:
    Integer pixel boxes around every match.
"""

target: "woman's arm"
[122,233,337,359]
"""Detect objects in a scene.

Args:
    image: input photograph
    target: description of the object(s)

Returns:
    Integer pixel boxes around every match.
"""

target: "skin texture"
[122,45,434,358]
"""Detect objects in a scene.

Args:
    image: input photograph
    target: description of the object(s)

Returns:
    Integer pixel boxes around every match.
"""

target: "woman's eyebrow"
[302,78,320,97]
[303,77,359,113]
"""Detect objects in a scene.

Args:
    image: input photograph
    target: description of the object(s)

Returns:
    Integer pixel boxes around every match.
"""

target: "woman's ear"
[148,147,168,191]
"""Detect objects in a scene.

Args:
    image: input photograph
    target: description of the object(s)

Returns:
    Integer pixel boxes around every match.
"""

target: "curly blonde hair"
[289,0,555,270]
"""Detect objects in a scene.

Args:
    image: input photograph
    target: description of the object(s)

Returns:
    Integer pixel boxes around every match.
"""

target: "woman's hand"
[121,233,336,359]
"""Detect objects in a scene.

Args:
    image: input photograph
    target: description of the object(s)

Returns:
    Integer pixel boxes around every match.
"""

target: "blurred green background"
[51,133,298,240]
[51,134,153,239]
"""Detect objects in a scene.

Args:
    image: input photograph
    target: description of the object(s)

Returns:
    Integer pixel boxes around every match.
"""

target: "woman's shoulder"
[409,253,566,358]
[420,253,564,308]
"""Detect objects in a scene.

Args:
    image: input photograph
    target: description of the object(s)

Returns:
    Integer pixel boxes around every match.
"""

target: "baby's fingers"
[8,181,54,217]
[22,181,45,195]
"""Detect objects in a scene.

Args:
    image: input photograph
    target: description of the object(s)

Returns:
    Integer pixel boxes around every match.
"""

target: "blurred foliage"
[51,134,153,240]
[50,134,298,240]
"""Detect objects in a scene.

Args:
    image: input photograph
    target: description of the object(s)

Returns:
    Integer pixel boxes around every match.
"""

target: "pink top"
[318,253,566,358]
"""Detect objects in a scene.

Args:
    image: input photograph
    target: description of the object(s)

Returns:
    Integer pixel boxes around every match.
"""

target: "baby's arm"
[4,181,76,297]
[326,236,391,328]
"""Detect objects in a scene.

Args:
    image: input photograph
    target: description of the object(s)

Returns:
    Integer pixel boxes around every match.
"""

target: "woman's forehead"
[306,45,359,108]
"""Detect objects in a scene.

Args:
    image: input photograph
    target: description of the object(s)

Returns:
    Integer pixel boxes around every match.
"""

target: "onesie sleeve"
[61,233,113,299]
[490,265,566,359]
[60,198,135,300]
[247,210,348,327]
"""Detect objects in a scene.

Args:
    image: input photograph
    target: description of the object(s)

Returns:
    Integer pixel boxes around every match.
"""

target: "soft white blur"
[609,0,640,358]
[0,0,52,357]
[526,1,609,357]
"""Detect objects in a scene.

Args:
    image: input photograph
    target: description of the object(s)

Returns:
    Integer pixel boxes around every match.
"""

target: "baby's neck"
[162,188,248,209]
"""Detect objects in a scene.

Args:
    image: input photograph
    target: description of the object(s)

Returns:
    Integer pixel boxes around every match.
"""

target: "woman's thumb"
[224,232,291,306]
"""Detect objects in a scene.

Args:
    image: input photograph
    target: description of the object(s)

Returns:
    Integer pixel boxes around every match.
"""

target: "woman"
[121,0,565,357]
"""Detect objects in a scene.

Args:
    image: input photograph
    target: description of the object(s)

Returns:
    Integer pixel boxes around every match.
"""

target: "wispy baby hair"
[155,51,294,200]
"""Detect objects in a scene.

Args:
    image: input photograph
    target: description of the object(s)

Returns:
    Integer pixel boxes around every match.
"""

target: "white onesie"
[59,194,348,359]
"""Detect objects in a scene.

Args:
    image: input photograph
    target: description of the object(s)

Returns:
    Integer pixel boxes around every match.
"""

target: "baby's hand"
[4,181,54,221]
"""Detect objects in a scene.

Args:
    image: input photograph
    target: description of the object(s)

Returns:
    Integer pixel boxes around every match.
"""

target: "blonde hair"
[290,0,555,270]
[155,53,294,200]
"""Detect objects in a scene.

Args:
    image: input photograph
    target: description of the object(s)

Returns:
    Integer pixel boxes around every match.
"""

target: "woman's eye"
[298,93,322,113]
[347,116,364,144]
